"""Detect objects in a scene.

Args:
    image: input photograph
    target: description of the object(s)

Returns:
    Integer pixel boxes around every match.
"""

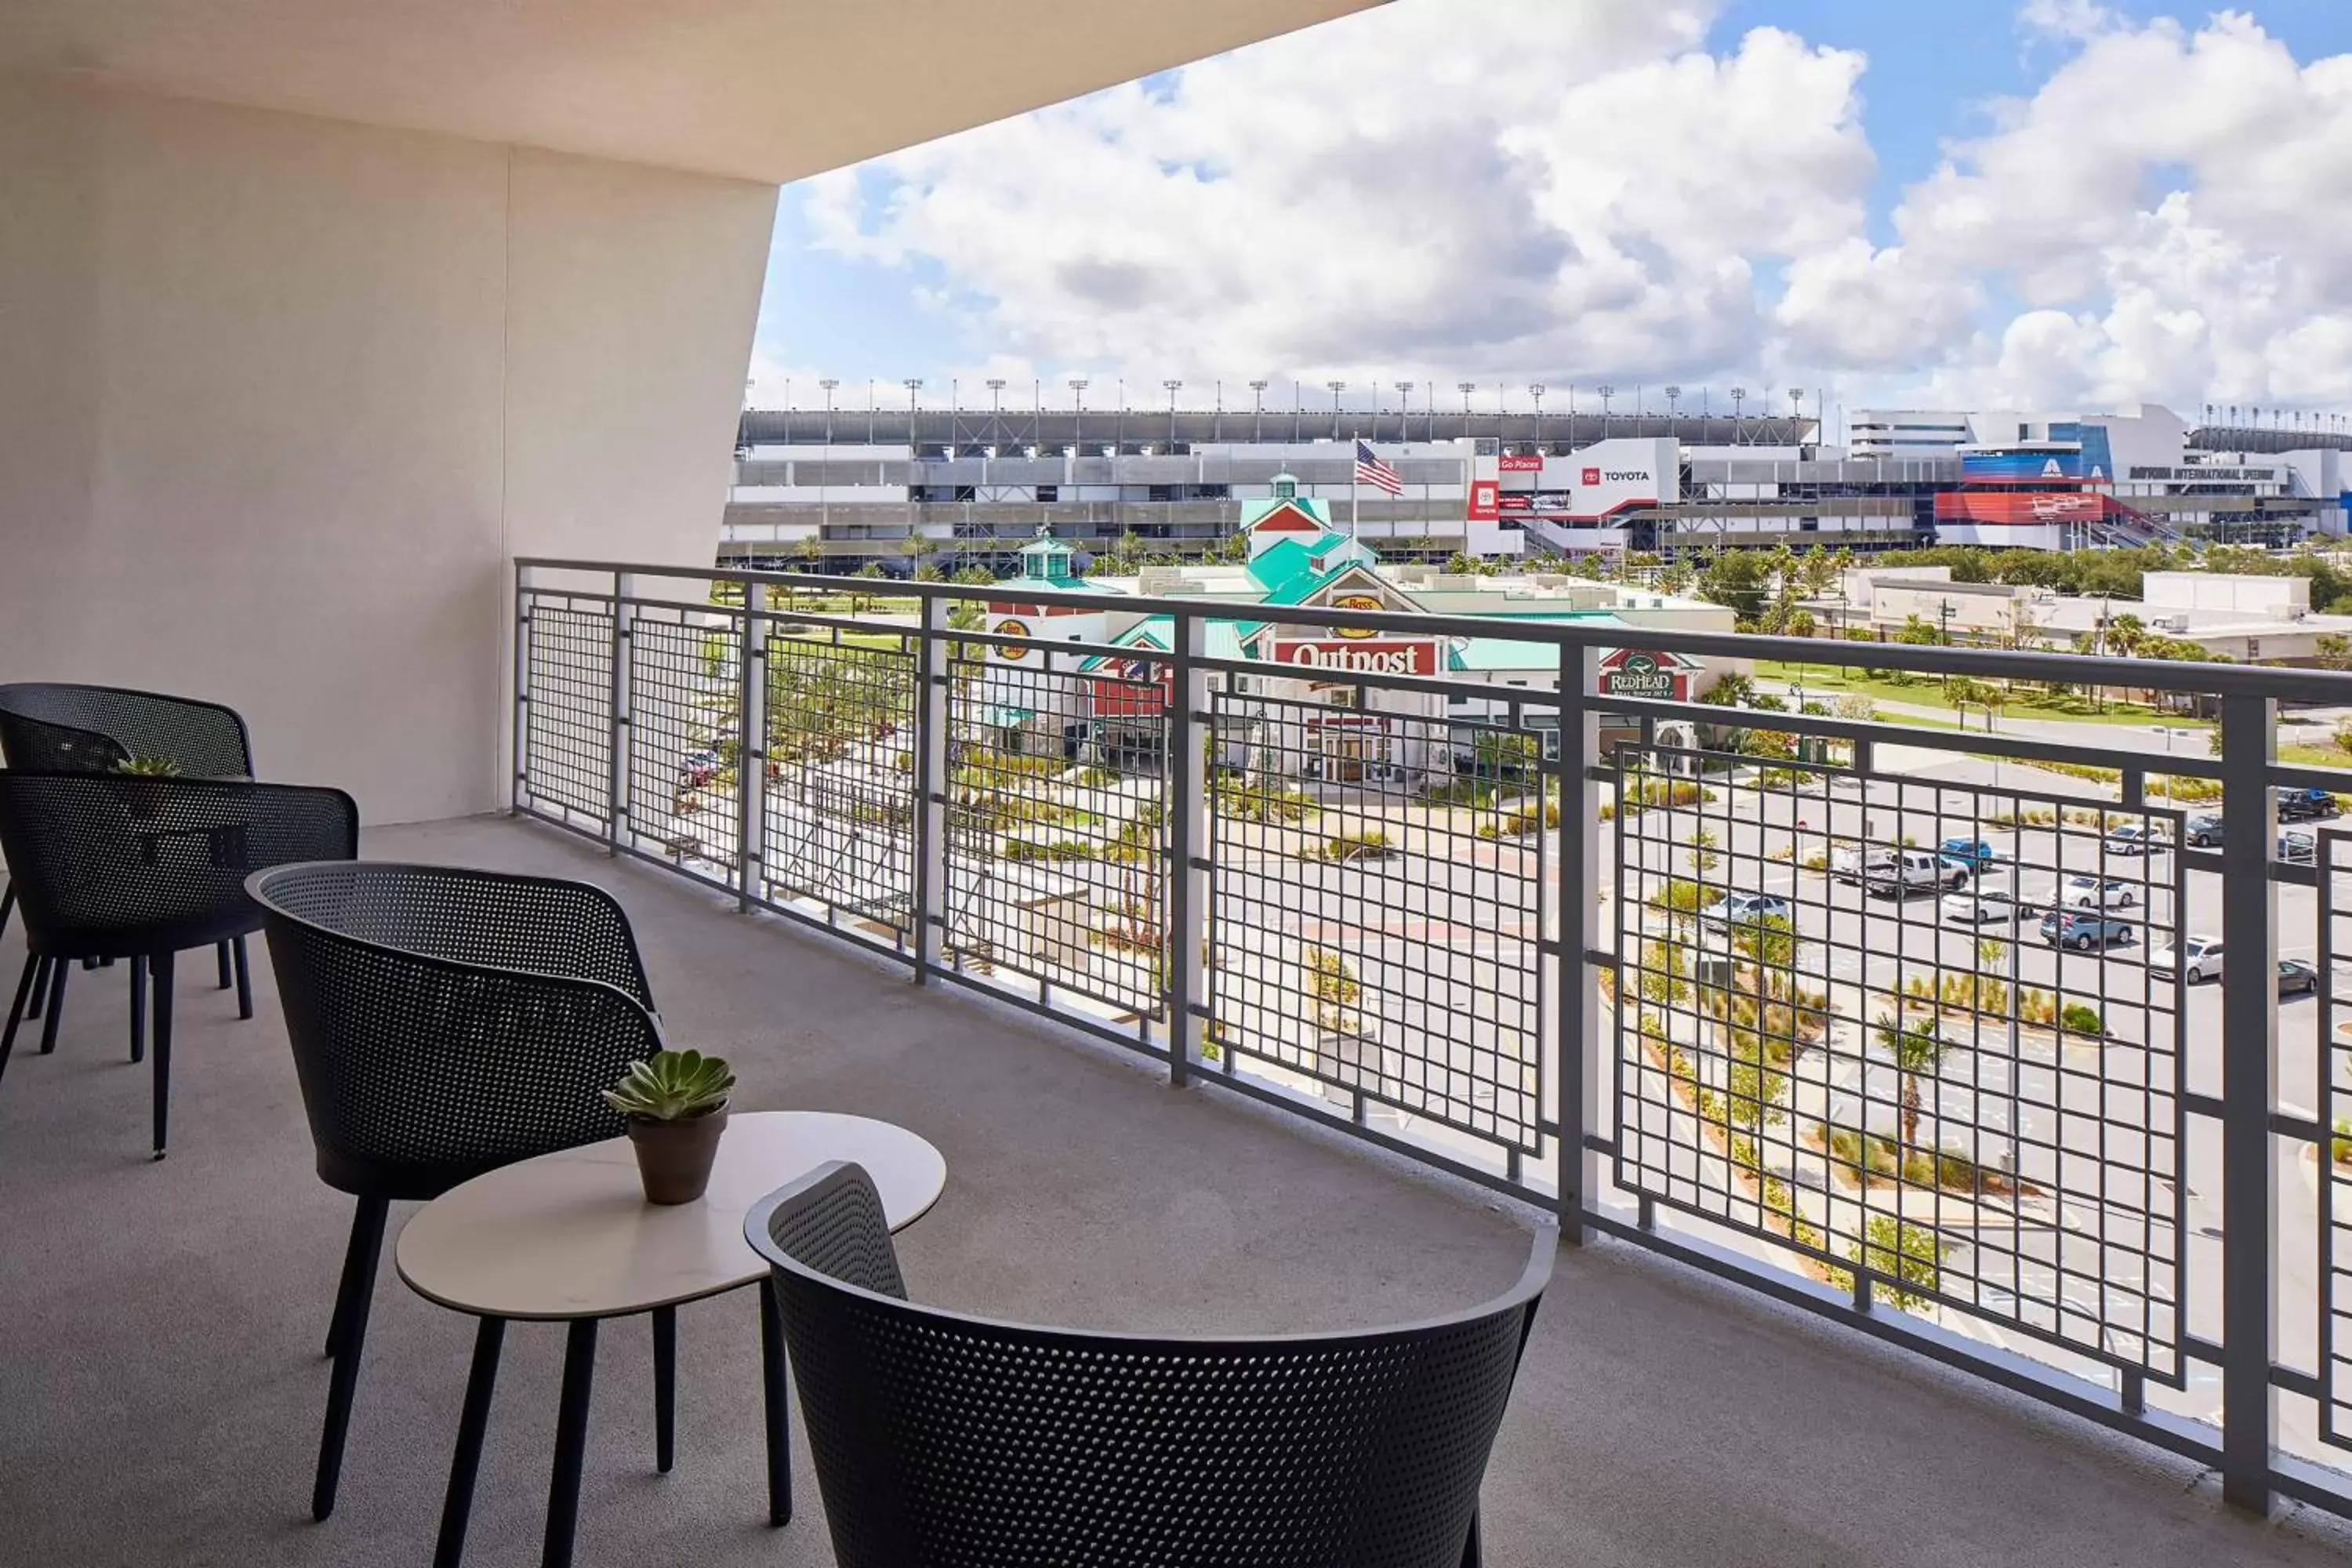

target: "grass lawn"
[2278,742,2352,771]
[1755,660,2205,729]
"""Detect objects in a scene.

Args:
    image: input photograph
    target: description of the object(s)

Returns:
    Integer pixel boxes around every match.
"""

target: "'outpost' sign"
[1269,638,1442,677]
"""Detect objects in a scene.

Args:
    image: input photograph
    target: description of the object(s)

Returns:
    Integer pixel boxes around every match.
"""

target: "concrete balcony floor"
[3,813,2350,1567]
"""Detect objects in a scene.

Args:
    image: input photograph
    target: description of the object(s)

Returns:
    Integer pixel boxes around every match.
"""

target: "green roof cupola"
[1272,472,1300,501]
[1018,521,1076,583]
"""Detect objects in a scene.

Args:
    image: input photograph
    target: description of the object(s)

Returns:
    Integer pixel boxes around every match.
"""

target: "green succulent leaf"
[114,756,183,777]
[601,1048,735,1121]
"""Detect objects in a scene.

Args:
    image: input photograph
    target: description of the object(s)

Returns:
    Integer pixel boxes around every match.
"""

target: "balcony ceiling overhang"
[0,0,1386,182]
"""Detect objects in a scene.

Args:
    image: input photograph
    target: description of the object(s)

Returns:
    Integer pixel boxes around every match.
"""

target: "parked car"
[1938,837,2005,868]
[1944,885,2028,924]
[1864,849,1971,897]
[2060,874,2138,910]
[2041,909,2135,951]
[2279,957,2321,996]
[2183,811,2223,848]
[2151,935,2223,983]
[2278,829,2318,866]
[1699,892,1794,928]
[2278,786,2341,822]
[2102,823,2169,855]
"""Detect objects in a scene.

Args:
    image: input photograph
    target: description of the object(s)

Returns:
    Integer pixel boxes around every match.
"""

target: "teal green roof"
[1245,535,1370,605]
[1076,616,1247,671]
[977,705,1036,728]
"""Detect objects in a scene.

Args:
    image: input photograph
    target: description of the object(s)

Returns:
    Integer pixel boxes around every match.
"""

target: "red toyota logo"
[1582,466,1601,485]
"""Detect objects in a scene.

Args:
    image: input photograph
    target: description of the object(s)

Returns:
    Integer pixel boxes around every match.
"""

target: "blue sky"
[749,2,2352,419]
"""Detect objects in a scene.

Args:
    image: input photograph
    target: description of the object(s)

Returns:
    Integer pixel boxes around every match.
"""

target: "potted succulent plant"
[602,1049,736,1205]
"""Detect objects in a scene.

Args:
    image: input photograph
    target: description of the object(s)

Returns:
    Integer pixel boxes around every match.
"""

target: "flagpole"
[1351,439,1360,539]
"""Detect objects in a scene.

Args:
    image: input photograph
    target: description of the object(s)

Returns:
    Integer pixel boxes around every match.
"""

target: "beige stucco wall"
[0,77,772,822]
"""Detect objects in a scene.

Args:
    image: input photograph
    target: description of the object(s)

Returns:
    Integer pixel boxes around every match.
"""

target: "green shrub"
[2059,1002,2103,1036]
[1001,837,1094,862]
[1474,799,1560,840]
[1310,829,1394,862]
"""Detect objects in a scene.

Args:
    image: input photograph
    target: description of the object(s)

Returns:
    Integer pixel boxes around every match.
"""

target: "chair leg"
[216,940,233,991]
[129,956,147,1065]
[313,1194,390,1521]
[233,936,253,1021]
[652,1305,677,1474]
[1460,1508,1483,1568]
[325,1196,384,1359]
[0,881,13,941]
[38,955,69,1055]
[148,952,175,1158]
[0,955,40,1087]
[26,956,47,1021]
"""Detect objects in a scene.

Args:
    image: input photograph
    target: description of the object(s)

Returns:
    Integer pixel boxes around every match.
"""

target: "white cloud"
[775,1,2352,420]
[798,1,1867,397]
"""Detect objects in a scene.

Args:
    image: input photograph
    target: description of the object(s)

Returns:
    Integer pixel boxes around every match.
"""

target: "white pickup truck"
[1835,846,1968,896]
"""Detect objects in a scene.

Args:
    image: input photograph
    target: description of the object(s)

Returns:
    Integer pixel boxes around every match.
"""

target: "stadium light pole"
[1730,387,1747,445]
[903,378,924,450]
[866,376,877,443]
[1250,379,1269,443]
[1788,388,1805,441]
[986,378,1007,447]
[1529,383,1546,452]
[1459,382,1476,426]
[820,378,839,442]
[1596,384,1613,439]
[1328,380,1347,439]
[1664,385,1682,426]
[1396,381,1415,445]
[1164,379,1183,447]
[1068,379,1088,454]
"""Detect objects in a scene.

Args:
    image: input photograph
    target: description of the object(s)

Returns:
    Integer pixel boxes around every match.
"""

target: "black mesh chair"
[748,1162,1555,1568]
[0,684,263,1054]
[0,772,357,1156]
[246,860,666,1522]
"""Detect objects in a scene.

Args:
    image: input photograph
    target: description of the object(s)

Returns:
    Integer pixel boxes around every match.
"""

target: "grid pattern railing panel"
[759,630,919,935]
[521,600,614,825]
[2324,828,2352,1446]
[1611,743,2184,1381]
[1207,692,1545,1155]
[942,652,1170,1020]
[624,613,744,888]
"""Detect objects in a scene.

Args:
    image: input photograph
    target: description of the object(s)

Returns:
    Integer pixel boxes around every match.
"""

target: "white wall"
[0,77,773,822]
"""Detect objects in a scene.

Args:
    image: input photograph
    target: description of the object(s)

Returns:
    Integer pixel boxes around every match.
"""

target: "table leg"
[652,1305,676,1474]
[543,1318,599,1568]
[758,1277,790,1527]
[434,1316,506,1568]
[37,956,67,1055]
[232,935,253,1021]
[216,940,233,991]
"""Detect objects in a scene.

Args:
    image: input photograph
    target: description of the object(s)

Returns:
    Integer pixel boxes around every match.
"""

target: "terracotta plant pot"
[626,1105,729,1205]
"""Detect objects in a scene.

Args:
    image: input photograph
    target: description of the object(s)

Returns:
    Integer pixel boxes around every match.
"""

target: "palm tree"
[1875,1011,1950,1149]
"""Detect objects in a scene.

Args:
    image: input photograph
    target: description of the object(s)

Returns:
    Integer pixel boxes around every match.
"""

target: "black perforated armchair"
[748,1161,1555,1568]
[0,772,356,1154]
[0,683,264,1052]
[246,860,666,1522]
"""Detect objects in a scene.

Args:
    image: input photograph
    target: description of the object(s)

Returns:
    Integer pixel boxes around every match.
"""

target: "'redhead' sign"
[1596,647,1697,700]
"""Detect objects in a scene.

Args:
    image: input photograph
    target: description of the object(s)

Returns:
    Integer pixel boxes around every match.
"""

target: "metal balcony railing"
[512,556,2352,1519]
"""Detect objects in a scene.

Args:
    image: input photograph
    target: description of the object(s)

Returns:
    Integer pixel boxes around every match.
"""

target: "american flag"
[1354,438,1403,496]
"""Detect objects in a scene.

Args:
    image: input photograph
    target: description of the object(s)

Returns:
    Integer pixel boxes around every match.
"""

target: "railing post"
[1555,641,1603,1242]
[510,564,532,816]
[2219,690,2278,1513]
[1166,611,1210,1087]
[912,595,952,982]
[737,582,768,911]
[609,572,636,854]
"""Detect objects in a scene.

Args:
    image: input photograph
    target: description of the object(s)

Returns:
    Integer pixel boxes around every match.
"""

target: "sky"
[746,1,2352,435]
